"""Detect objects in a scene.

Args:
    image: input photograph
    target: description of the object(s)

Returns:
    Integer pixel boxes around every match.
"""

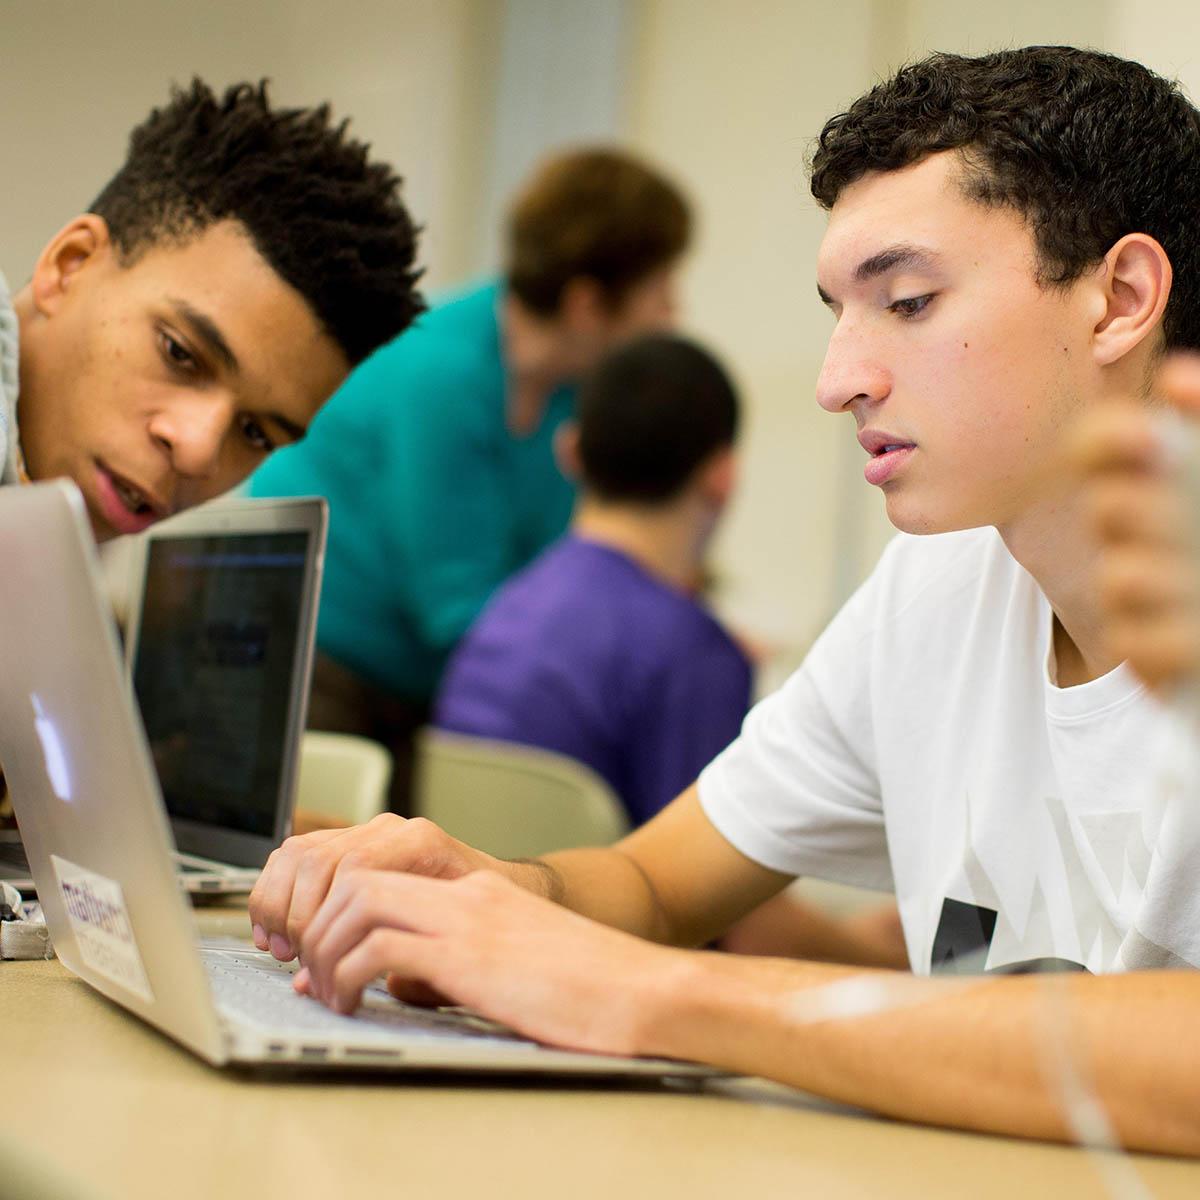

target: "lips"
[92,460,167,536]
[858,429,915,457]
[858,429,916,487]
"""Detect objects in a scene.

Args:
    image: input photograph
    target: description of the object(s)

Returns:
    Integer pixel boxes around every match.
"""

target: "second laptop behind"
[124,495,326,893]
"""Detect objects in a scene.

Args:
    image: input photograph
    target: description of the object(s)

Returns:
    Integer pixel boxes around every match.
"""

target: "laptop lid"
[122,496,326,868]
[0,483,720,1080]
[0,480,225,1060]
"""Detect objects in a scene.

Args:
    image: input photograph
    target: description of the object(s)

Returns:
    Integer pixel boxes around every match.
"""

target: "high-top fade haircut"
[577,334,739,505]
[89,79,425,365]
[810,46,1200,352]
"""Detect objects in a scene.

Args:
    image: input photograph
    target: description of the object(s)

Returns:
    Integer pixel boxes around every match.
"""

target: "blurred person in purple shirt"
[434,334,749,826]
[433,334,907,967]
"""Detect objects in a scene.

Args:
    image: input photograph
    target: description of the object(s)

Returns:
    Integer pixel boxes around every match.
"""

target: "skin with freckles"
[13,216,349,541]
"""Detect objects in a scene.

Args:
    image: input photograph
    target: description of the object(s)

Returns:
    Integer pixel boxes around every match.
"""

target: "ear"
[557,276,608,334]
[696,447,738,507]
[1092,233,1172,367]
[553,421,583,481]
[28,214,113,318]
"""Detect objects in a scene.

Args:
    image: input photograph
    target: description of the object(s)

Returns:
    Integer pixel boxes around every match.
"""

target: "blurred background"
[2,0,1196,666]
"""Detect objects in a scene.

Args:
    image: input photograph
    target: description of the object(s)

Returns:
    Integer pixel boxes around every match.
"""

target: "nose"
[815,321,891,416]
[147,395,234,479]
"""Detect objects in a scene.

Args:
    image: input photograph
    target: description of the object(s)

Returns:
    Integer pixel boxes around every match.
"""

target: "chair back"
[412,729,631,859]
[295,731,393,826]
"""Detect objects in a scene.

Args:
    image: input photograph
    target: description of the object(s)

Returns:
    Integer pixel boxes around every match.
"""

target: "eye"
[888,295,933,319]
[157,328,199,374]
[239,415,276,453]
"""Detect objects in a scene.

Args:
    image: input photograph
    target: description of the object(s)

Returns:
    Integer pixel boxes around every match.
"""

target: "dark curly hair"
[577,334,739,505]
[89,79,425,365]
[810,47,1200,351]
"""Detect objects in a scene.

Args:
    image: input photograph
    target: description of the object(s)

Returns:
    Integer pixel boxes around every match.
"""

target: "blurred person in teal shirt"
[249,148,691,809]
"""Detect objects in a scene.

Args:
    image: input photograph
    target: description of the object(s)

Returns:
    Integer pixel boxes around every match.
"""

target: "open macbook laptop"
[0,493,325,895]
[0,480,714,1078]
[125,493,325,892]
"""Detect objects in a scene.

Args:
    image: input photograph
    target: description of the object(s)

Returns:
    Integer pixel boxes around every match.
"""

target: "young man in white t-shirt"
[249,47,1200,1154]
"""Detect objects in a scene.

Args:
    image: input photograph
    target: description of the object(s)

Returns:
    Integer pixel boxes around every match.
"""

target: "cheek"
[915,330,1015,448]
[621,293,671,336]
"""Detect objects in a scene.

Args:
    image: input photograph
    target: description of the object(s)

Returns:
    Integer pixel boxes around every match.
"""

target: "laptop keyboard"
[202,944,533,1045]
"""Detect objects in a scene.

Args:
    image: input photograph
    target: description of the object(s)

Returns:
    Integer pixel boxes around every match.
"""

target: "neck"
[997,492,1115,688]
[572,495,715,593]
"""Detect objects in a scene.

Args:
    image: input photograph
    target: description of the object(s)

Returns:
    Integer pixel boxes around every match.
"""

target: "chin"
[883,494,978,537]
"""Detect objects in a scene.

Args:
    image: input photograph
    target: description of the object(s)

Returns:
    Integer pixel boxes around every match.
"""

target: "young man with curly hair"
[249,48,1200,1155]
[1,79,423,542]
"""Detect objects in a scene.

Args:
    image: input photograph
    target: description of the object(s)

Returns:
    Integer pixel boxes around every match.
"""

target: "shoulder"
[398,279,501,369]
[340,278,504,400]
[563,545,752,683]
[485,538,611,620]
[848,525,1021,630]
[802,525,1037,707]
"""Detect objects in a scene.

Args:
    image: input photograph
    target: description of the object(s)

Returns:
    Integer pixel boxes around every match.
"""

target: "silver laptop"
[0,494,325,895]
[0,480,713,1078]
[124,495,325,893]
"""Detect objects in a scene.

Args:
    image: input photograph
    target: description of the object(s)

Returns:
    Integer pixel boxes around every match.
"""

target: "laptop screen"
[131,531,309,838]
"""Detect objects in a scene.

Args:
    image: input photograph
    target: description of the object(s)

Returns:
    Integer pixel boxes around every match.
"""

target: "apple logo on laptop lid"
[32,694,72,803]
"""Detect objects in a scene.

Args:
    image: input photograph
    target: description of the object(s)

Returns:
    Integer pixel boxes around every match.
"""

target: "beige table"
[4,911,1199,1200]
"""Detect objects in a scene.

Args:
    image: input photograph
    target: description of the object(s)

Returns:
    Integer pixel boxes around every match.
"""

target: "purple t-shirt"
[433,535,753,826]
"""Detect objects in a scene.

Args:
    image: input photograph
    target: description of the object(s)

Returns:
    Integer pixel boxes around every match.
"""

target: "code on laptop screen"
[132,532,307,838]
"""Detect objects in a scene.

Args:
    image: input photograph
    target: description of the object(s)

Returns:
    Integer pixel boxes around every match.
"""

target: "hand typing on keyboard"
[248,814,552,966]
[292,867,687,1058]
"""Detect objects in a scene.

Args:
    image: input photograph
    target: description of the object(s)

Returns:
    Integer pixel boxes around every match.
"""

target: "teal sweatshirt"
[249,280,576,699]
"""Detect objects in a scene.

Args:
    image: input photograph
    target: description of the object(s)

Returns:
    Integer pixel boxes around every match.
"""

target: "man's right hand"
[247,814,523,962]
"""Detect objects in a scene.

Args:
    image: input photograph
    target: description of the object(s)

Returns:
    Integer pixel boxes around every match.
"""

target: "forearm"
[636,955,1200,1156]
[719,893,909,969]
[505,785,790,948]
[507,846,676,942]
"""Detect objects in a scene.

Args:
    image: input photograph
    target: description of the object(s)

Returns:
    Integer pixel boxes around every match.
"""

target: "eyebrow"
[169,298,240,374]
[816,243,943,307]
[272,413,309,443]
[168,298,309,443]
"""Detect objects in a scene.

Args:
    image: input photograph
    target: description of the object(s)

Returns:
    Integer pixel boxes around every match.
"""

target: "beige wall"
[1109,0,1200,99]
[624,0,880,648]
[0,0,498,289]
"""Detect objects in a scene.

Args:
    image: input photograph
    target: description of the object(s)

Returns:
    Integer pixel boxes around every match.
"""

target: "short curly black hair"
[89,79,424,365]
[577,334,739,505]
[810,47,1200,351]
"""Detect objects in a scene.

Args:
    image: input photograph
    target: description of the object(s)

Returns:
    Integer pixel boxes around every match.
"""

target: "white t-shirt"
[699,527,1200,975]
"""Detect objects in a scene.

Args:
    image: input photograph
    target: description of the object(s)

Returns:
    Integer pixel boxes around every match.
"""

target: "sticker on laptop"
[50,855,154,1004]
